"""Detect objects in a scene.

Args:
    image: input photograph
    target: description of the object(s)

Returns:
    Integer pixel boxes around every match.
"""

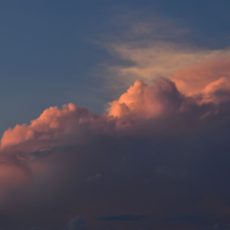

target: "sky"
[0,0,230,229]
[0,0,229,132]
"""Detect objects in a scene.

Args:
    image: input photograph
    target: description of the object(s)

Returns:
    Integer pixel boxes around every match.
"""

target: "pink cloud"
[0,49,230,229]
[171,53,230,95]
[2,74,230,152]
[0,103,107,152]
[107,78,183,119]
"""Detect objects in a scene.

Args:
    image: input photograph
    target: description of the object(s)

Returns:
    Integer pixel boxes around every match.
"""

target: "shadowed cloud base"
[0,58,230,229]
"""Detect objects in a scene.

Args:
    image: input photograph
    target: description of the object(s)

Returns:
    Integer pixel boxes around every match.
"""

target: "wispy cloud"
[0,15,230,230]
[107,42,230,95]
[103,15,230,100]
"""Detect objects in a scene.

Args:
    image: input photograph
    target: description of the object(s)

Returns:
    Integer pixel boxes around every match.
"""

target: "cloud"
[0,43,230,229]
[2,75,228,153]
[171,49,230,94]
[109,13,190,42]
[107,42,230,96]
[0,7,228,229]
[0,103,110,154]
[107,78,183,119]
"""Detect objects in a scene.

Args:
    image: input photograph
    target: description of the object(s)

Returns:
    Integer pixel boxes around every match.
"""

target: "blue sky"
[0,1,230,229]
[0,0,229,132]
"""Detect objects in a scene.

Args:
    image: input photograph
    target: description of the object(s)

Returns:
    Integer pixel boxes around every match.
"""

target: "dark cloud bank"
[1,74,230,229]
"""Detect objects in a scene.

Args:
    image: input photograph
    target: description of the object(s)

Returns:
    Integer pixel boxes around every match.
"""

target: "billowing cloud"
[0,103,110,154]
[0,44,230,229]
[2,74,228,153]
[107,79,183,119]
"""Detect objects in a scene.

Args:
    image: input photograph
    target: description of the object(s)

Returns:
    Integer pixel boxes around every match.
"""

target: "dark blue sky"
[0,2,230,229]
[0,0,229,132]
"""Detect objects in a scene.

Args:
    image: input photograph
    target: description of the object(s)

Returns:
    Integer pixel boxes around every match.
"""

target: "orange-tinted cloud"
[0,103,107,152]
[107,78,183,119]
[0,44,230,229]
[107,42,230,97]
[2,73,230,152]
[171,51,230,94]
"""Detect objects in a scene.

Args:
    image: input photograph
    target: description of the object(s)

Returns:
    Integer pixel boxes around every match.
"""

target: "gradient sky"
[0,0,229,133]
[0,1,230,230]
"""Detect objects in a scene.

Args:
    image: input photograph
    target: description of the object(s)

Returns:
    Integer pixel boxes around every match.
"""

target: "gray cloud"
[0,76,230,229]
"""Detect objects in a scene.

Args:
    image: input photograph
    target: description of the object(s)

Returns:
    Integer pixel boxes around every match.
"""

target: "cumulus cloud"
[0,7,228,229]
[0,44,230,229]
[107,78,183,119]
[2,75,228,153]
[0,103,110,154]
